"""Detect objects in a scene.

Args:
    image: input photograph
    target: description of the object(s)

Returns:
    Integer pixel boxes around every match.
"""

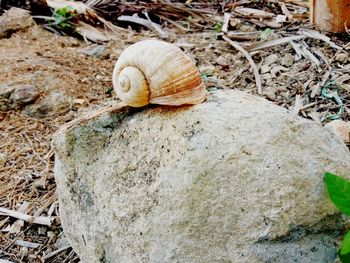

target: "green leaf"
[259,28,273,40]
[325,172,350,217]
[339,250,350,263]
[340,231,350,255]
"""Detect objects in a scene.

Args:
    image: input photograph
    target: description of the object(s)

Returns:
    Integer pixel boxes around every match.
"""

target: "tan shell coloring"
[112,40,206,107]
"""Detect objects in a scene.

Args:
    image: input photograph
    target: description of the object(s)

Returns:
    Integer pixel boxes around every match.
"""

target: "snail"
[112,39,206,107]
[60,40,206,132]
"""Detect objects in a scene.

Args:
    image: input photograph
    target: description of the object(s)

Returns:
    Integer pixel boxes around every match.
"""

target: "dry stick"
[118,15,168,37]
[0,225,33,256]
[33,190,57,219]
[41,246,71,261]
[222,12,231,33]
[59,103,129,133]
[0,207,52,227]
[222,36,262,94]
[248,35,306,52]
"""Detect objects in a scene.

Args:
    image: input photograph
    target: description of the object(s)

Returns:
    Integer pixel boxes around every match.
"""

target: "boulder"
[0,83,39,110]
[53,90,350,263]
[24,91,72,118]
[0,8,35,38]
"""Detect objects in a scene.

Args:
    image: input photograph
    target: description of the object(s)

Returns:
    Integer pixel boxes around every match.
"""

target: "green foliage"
[325,172,350,216]
[259,28,273,40]
[213,22,223,33]
[52,6,76,30]
[325,172,350,262]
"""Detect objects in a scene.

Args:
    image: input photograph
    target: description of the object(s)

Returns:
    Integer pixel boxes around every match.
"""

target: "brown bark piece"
[311,0,350,32]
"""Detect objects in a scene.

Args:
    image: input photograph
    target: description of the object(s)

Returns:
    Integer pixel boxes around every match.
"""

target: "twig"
[0,259,15,263]
[58,103,129,133]
[0,225,33,255]
[118,15,168,37]
[248,35,306,52]
[0,207,53,227]
[33,190,57,218]
[41,246,71,261]
[292,94,302,115]
[222,36,262,94]
[222,12,231,33]
[15,239,41,249]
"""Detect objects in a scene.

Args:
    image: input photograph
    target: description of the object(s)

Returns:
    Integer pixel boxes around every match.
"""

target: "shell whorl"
[112,40,206,107]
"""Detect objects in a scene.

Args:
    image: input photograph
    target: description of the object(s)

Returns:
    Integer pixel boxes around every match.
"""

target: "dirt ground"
[0,9,349,262]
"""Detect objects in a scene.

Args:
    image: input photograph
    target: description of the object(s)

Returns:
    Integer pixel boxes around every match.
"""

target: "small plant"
[51,6,77,30]
[213,22,223,33]
[325,172,350,262]
[259,28,273,40]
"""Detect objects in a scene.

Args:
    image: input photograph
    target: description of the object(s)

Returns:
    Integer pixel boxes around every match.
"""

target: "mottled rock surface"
[0,8,35,38]
[53,90,350,263]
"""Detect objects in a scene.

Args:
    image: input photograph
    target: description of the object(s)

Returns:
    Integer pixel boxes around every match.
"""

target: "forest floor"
[0,1,350,262]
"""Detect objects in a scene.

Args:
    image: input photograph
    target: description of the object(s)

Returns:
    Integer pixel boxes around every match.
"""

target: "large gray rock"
[53,90,350,263]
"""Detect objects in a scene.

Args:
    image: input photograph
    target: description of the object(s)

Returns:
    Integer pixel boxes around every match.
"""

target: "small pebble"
[281,53,294,67]
[215,55,229,66]
[260,65,270,74]
[335,53,348,63]
[9,85,39,107]
[38,226,47,235]
[264,54,279,66]
[200,65,215,76]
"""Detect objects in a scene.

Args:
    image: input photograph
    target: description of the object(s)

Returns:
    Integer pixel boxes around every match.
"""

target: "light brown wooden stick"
[59,102,129,133]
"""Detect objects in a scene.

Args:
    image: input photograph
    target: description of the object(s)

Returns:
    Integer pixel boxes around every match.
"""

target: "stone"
[53,90,350,263]
[215,55,229,66]
[264,54,279,66]
[199,65,215,76]
[79,44,106,57]
[324,120,350,143]
[9,85,39,108]
[260,65,270,74]
[0,8,35,38]
[24,91,72,118]
[281,53,294,67]
[0,83,16,98]
[335,53,348,63]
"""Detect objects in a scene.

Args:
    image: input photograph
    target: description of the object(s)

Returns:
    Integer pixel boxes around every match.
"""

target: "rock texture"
[325,120,350,144]
[53,90,350,263]
[0,8,35,38]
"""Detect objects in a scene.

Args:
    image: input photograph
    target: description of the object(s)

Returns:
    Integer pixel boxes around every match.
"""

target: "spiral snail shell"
[112,40,206,107]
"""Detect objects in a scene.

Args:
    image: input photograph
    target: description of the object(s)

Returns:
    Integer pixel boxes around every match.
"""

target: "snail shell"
[112,40,206,107]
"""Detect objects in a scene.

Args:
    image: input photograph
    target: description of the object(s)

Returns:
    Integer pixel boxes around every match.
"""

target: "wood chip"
[0,207,53,227]
[41,246,71,261]
[15,239,41,249]
[292,94,303,115]
[280,3,293,20]
[0,259,15,263]
[235,7,275,18]
[222,12,231,33]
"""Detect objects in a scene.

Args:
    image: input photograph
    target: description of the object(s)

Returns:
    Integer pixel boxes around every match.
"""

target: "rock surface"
[325,120,350,144]
[53,90,350,263]
[0,84,39,110]
[0,8,35,38]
